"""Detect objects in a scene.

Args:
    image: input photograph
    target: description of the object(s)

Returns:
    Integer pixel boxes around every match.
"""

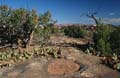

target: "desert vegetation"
[0,4,120,78]
[0,5,57,48]
[62,25,86,38]
[61,18,120,71]
[0,5,61,66]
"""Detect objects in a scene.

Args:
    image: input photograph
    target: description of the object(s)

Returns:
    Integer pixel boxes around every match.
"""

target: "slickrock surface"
[0,35,120,78]
[48,59,80,75]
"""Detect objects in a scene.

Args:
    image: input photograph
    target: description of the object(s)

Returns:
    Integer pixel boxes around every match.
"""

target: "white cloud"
[102,18,120,25]
[109,13,115,16]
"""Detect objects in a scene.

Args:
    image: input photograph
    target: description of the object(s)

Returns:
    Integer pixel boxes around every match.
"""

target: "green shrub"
[110,27,120,54]
[63,26,86,38]
[49,26,60,34]
[93,25,113,56]
[34,26,51,46]
[97,38,105,54]
[0,5,38,47]
[0,5,55,47]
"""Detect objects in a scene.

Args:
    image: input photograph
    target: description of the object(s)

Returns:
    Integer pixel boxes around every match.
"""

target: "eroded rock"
[48,59,80,75]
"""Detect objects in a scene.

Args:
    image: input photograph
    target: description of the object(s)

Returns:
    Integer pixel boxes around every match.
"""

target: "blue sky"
[0,0,120,25]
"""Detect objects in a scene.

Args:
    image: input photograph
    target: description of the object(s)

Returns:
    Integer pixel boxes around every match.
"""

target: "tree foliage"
[110,27,120,54]
[39,11,53,26]
[0,5,54,48]
[93,25,113,56]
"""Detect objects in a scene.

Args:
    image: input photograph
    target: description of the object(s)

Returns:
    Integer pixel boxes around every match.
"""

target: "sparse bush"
[63,26,86,38]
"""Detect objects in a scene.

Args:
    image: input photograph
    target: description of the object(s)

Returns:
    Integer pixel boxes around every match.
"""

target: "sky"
[0,0,120,25]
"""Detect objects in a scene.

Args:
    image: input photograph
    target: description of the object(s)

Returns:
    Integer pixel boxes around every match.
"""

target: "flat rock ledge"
[48,59,80,75]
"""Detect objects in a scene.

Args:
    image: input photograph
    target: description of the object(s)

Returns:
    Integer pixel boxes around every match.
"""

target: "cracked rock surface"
[0,35,120,78]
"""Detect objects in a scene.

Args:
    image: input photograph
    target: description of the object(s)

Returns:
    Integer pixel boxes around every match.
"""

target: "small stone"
[81,72,94,78]
[7,71,20,77]
[48,59,80,75]
[66,55,76,61]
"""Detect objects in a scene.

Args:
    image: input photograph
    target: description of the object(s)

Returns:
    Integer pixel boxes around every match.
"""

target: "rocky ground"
[0,35,120,78]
